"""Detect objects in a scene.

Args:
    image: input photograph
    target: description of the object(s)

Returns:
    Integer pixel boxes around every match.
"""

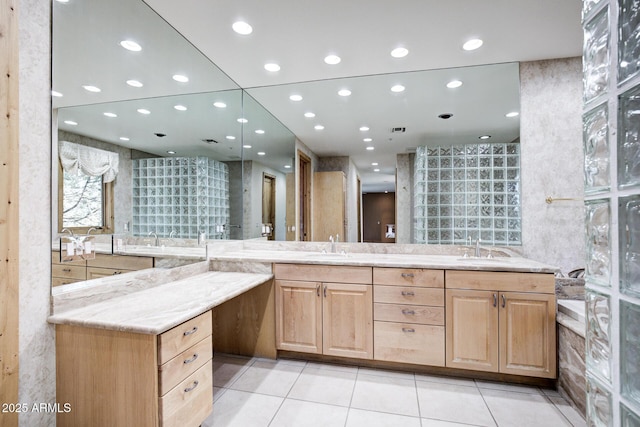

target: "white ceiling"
[53,0,583,192]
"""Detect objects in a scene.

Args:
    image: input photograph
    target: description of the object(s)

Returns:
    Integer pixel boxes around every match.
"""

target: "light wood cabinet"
[56,311,213,427]
[445,271,556,379]
[52,251,154,285]
[373,267,445,366]
[312,171,346,241]
[274,264,373,360]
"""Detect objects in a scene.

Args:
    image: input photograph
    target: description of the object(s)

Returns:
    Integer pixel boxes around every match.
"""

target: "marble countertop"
[48,270,272,334]
[207,250,559,273]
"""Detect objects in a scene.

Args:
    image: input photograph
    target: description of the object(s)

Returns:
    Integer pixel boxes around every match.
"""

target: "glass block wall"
[413,143,521,245]
[583,0,640,424]
[132,156,230,239]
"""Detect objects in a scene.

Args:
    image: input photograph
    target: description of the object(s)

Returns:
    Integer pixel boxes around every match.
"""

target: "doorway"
[298,151,311,241]
[362,192,396,243]
[262,173,276,240]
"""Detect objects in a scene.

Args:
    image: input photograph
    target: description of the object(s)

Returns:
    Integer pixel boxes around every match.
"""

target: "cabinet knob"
[183,353,199,365]
[184,380,199,393]
[183,326,198,336]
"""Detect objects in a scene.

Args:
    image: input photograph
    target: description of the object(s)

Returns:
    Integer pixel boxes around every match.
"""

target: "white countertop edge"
[48,271,273,335]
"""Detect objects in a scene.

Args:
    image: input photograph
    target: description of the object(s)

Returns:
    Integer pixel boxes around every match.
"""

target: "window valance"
[59,141,119,183]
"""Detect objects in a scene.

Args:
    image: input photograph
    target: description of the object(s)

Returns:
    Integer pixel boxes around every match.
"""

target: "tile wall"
[413,143,521,246]
[582,0,640,425]
[132,156,230,239]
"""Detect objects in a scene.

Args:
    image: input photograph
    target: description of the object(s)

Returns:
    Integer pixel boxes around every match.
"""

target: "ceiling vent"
[390,127,406,133]
[405,147,417,153]
[202,138,219,144]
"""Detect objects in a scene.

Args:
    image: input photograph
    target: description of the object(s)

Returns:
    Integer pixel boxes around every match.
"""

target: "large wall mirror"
[51,0,296,247]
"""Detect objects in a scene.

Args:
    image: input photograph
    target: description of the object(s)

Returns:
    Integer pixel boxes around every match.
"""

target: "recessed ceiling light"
[479,135,491,140]
[366,146,375,151]
[172,74,189,83]
[174,105,187,111]
[314,125,325,130]
[103,112,117,118]
[237,118,248,123]
[63,120,78,126]
[391,84,405,93]
[391,47,409,58]
[120,40,142,52]
[363,138,372,142]
[289,94,303,101]
[374,168,380,172]
[82,85,101,93]
[126,79,143,88]
[338,89,351,97]
[255,129,265,134]
[232,21,253,35]
[257,152,266,156]
[166,151,176,155]
[463,38,483,51]
[385,191,389,194]
[284,165,291,169]
[51,90,63,97]
[360,126,369,131]
[55,0,70,3]
[119,137,130,141]
[226,135,236,140]
[372,162,379,166]
[213,102,227,108]
[304,112,316,118]
[324,55,341,65]
[137,108,150,115]
[446,80,463,88]
[506,111,520,118]
[264,63,280,72]
[243,144,252,149]
[621,61,629,68]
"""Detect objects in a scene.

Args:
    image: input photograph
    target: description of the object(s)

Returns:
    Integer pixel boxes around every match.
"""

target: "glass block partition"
[132,156,230,239]
[583,0,640,424]
[413,143,521,245]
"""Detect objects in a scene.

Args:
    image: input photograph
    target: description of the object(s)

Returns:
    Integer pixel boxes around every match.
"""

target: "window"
[57,141,117,234]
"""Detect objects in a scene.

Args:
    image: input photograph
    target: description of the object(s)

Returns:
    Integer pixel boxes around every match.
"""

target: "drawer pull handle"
[401,273,415,278]
[402,309,416,315]
[183,326,198,336]
[113,271,122,275]
[62,268,71,272]
[402,327,415,333]
[493,293,497,307]
[316,284,320,297]
[183,353,199,364]
[184,380,199,393]
[401,291,415,296]
[501,294,506,308]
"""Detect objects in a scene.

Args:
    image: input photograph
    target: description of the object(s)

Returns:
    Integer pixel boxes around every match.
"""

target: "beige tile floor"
[202,354,586,427]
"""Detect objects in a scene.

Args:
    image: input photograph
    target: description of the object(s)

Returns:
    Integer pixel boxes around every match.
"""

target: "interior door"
[262,173,276,240]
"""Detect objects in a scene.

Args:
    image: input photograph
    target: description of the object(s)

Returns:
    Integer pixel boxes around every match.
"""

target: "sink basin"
[455,256,503,262]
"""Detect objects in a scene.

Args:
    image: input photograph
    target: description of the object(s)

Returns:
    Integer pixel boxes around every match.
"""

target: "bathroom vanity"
[49,243,558,427]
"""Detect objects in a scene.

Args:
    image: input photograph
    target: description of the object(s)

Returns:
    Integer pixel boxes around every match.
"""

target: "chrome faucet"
[329,235,336,253]
[148,231,159,247]
[475,238,481,258]
[61,228,74,238]
[169,230,177,239]
[87,227,98,236]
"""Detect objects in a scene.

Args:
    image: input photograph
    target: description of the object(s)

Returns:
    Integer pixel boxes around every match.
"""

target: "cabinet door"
[323,283,373,359]
[499,292,557,378]
[275,280,322,354]
[445,289,498,372]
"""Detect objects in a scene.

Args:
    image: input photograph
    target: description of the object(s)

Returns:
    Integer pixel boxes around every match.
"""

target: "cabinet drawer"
[158,311,212,364]
[159,336,212,396]
[52,263,86,280]
[373,268,443,288]
[374,285,444,306]
[51,251,86,266]
[87,267,132,280]
[159,360,213,427]
[374,303,444,325]
[87,254,154,271]
[274,263,371,284]
[51,277,83,287]
[374,321,444,366]
[445,270,555,293]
